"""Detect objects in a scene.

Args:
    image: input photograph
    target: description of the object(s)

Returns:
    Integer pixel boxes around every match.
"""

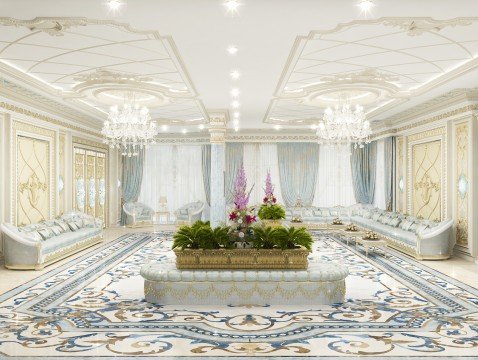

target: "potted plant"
[173,221,313,270]
[257,171,285,227]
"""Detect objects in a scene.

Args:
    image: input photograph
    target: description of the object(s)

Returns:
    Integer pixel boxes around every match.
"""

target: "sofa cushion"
[371,212,382,221]
[42,228,101,254]
[390,217,401,227]
[399,220,413,231]
[54,220,70,232]
[363,210,372,219]
[50,225,63,236]
[68,222,79,231]
[37,228,53,240]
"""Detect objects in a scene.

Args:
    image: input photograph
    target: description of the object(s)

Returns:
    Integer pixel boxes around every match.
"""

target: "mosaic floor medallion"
[0,231,477,359]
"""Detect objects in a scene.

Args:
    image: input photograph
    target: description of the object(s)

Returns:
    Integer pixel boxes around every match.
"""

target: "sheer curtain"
[374,139,386,210]
[313,145,356,207]
[277,143,319,207]
[243,143,283,206]
[138,145,206,214]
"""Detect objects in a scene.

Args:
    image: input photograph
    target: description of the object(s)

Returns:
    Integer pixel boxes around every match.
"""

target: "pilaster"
[208,111,228,227]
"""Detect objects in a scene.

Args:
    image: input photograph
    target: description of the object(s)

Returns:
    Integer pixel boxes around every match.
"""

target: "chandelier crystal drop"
[101,101,157,157]
[316,97,371,148]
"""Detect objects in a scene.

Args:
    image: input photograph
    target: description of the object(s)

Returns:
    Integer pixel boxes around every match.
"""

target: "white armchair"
[123,202,154,228]
[174,201,205,225]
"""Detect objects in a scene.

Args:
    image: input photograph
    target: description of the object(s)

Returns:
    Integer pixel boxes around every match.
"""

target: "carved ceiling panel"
[265,17,478,125]
[0,17,208,125]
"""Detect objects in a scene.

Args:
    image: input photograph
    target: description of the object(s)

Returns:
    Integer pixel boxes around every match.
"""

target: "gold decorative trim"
[1,101,100,137]
[72,136,109,151]
[174,247,310,270]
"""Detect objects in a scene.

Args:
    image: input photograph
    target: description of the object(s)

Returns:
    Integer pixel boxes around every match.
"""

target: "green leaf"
[257,204,286,220]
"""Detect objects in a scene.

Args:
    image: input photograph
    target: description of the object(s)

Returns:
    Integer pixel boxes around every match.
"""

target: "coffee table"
[357,237,388,257]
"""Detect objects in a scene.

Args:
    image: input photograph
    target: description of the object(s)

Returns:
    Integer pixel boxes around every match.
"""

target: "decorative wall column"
[208,112,228,227]
[471,110,478,262]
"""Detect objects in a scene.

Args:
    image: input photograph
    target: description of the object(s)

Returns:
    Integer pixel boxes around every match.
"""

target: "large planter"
[261,219,283,228]
[173,247,309,270]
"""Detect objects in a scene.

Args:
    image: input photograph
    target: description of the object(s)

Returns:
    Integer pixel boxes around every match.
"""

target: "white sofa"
[1,211,103,270]
[285,204,454,260]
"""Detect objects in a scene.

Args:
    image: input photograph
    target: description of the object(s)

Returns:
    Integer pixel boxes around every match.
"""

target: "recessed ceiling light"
[233,111,240,118]
[274,125,281,131]
[199,124,205,130]
[357,0,375,14]
[233,119,239,125]
[230,70,241,80]
[107,0,123,11]
[231,100,240,108]
[182,128,187,134]
[310,124,318,130]
[234,126,240,132]
[227,45,238,55]
[230,88,240,97]
[224,0,240,13]
[161,125,169,131]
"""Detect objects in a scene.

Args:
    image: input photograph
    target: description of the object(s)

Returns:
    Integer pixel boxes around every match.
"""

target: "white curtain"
[243,143,283,206]
[374,139,386,209]
[138,145,207,214]
[313,144,356,207]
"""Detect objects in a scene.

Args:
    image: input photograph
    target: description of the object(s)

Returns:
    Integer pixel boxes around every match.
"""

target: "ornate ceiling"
[0,17,208,126]
[0,1,477,133]
[265,17,478,126]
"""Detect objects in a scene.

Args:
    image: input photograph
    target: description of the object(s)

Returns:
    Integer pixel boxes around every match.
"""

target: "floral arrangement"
[258,171,286,221]
[332,217,343,225]
[363,231,379,240]
[228,164,256,241]
[345,223,358,232]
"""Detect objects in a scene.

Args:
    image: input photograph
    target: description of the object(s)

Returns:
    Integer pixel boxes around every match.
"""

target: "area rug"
[0,231,477,359]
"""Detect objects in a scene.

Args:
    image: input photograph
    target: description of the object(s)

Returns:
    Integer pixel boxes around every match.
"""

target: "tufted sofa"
[175,201,204,225]
[123,202,154,227]
[285,204,454,260]
[1,211,103,270]
[349,205,454,260]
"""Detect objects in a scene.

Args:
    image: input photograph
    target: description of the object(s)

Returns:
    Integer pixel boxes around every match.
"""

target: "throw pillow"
[415,224,429,235]
[390,218,401,227]
[68,222,79,231]
[37,228,53,240]
[54,220,70,232]
[50,225,62,236]
[372,212,382,221]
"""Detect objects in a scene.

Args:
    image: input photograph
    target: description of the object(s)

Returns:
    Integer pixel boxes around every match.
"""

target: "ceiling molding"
[265,16,478,126]
[0,16,209,125]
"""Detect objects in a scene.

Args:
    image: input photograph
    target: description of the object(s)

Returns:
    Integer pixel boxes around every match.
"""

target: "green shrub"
[172,221,231,250]
[273,227,313,250]
[257,204,286,220]
[251,226,276,249]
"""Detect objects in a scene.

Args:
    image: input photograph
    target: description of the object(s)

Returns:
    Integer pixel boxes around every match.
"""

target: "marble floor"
[0,228,477,358]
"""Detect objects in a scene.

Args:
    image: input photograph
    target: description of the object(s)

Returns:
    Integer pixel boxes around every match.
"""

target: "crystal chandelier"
[316,97,371,148]
[101,99,157,157]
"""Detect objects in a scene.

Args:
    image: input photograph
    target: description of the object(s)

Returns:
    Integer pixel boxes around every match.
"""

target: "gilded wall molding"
[406,126,447,221]
[72,136,109,151]
[454,121,470,251]
[11,120,57,226]
[0,101,100,138]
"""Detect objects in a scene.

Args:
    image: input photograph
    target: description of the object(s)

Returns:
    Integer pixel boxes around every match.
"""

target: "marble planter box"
[141,262,349,305]
[173,247,310,270]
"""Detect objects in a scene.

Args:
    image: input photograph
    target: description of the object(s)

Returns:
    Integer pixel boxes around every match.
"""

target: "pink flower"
[245,215,256,224]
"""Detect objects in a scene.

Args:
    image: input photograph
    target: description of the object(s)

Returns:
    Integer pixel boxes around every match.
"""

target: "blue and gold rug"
[0,231,477,359]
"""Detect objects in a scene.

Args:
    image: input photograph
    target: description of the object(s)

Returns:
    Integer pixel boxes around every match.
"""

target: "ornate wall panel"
[12,121,56,226]
[407,127,447,221]
[73,142,108,226]
[454,121,470,250]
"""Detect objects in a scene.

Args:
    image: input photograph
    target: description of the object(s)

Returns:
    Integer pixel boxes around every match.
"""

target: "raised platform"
[140,262,349,305]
